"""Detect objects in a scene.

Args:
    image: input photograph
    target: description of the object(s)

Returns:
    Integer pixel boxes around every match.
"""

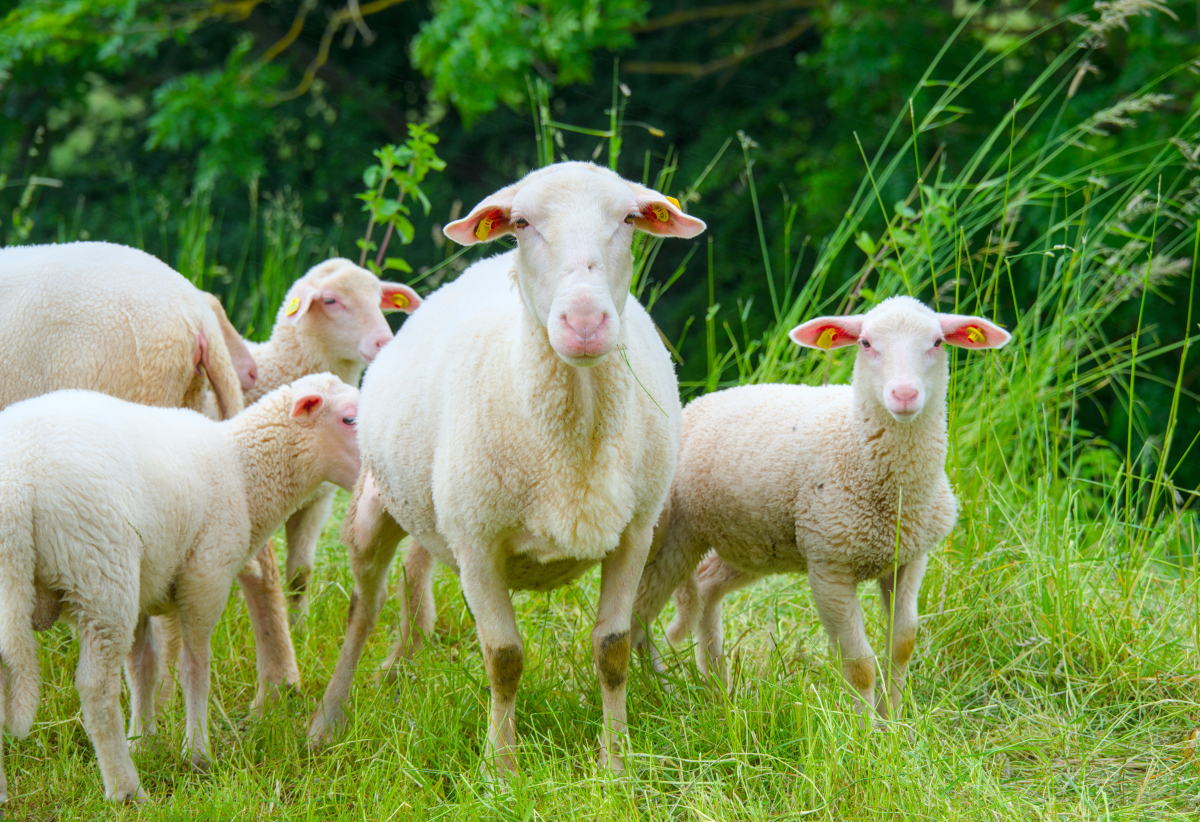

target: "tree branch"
[624,17,814,77]
[631,0,816,34]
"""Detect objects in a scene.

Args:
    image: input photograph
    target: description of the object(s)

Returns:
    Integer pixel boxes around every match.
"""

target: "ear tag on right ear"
[816,327,838,350]
[475,214,496,241]
[391,293,410,309]
[966,326,985,344]
[285,296,301,316]
[651,204,670,222]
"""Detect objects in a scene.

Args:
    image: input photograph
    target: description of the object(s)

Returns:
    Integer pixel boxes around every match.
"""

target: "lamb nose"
[892,386,919,403]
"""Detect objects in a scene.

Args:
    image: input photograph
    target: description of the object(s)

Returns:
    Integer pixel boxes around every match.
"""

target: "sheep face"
[282,259,420,366]
[789,296,1011,423]
[443,162,706,367]
[288,374,363,491]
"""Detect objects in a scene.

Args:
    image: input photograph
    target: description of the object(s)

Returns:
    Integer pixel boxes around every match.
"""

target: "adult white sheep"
[308,161,705,773]
[0,374,360,803]
[0,242,249,419]
[631,296,1010,719]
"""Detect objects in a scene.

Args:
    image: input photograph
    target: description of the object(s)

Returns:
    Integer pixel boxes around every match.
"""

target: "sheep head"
[443,162,706,367]
[789,296,1011,422]
[286,373,363,491]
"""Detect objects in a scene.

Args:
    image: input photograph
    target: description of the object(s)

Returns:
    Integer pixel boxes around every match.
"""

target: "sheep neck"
[250,325,365,403]
[228,398,325,551]
[850,383,949,497]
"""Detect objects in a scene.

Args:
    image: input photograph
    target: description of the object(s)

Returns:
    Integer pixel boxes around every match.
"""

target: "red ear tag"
[966,326,985,344]
[816,327,838,350]
[285,296,301,316]
[391,293,410,309]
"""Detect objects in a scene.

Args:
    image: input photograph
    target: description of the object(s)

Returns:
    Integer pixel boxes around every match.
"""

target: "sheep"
[631,296,1011,719]
[307,161,706,774]
[0,374,360,803]
[0,241,248,420]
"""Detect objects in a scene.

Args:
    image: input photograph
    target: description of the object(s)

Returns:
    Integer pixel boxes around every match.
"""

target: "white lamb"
[0,242,250,419]
[631,296,1010,718]
[308,162,706,773]
[0,374,360,803]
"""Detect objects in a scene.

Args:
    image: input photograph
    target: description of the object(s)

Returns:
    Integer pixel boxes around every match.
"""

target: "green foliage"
[355,123,446,276]
[412,0,648,123]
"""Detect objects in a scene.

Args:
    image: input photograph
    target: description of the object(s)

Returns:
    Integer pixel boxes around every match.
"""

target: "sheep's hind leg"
[690,552,762,690]
[378,540,436,684]
[1,665,8,802]
[630,501,705,673]
[284,486,336,632]
[808,566,876,719]
[125,616,158,752]
[76,617,144,803]
[150,613,182,712]
[876,554,928,720]
[239,539,301,714]
[309,472,405,745]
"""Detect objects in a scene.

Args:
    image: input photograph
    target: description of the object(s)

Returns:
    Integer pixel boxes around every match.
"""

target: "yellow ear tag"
[652,204,670,222]
[966,326,985,344]
[816,327,838,350]
[666,195,680,209]
[285,296,300,316]
[391,293,410,309]
[474,215,495,241]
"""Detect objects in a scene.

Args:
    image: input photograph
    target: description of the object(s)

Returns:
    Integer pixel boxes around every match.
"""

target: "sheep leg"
[283,485,336,632]
[309,473,405,745]
[378,540,437,684]
[876,554,928,719]
[593,517,656,774]
[76,618,144,803]
[808,567,876,717]
[630,501,706,670]
[458,544,523,775]
[238,539,301,714]
[177,625,215,770]
[691,552,762,689]
[1,664,8,803]
[125,616,158,752]
[150,613,182,711]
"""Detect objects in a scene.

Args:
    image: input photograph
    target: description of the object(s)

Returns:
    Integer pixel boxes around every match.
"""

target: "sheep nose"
[562,310,608,344]
[891,385,919,404]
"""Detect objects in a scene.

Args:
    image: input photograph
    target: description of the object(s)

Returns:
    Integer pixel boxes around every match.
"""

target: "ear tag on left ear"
[285,296,301,316]
[966,326,985,344]
[391,293,410,309]
[816,327,838,350]
[651,204,670,222]
[475,213,497,241]
[666,196,680,209]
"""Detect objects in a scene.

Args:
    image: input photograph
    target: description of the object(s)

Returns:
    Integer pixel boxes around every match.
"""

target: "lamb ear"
[283,283,319,323]
[380,282,421,314]
[290,392,324,419]
[939,314,1011,349]
[628,182,707,238]
[788,315,863,350]
[443,185,518,246]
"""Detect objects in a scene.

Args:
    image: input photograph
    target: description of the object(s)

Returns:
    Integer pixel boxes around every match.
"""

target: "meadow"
[3,7,1200,821]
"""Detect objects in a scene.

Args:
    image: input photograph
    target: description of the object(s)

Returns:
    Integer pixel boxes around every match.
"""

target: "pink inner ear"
[380,283,421,314]
[941,315,1011,349]
[788,316,862,350]
[291,394,323,418]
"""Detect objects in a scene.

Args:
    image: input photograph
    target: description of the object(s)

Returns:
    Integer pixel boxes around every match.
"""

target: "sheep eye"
[624,213,637,225]
[933,338,944,348]
[861,339,871,349]
[342,416,356,426]
[513,218,529,229]
[323,298,337,305]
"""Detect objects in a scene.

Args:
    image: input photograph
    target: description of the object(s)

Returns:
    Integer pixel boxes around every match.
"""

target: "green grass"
[5,4,1200,819]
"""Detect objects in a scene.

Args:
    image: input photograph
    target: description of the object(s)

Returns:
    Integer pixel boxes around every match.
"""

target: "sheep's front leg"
[808,566,876,718]
[309,473,405,745]
[125,616,158,751]
[379,540,437,684]
[593,518,656,774]
[1,665,8,803]
[238,539,301,713]
[284,485,336,631]
[458,544,522,775]
[689,552,762,689]
[76,618,144,803]
[876,553,928,719]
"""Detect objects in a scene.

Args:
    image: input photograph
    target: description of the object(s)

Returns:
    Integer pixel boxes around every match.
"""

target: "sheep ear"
[290,392,324,419]
[788,315,863,350]
[380,282,421,314]
[283,283,319,323]
[444,185,518,246]
[628,183,707,239]
[939,314,1011,349]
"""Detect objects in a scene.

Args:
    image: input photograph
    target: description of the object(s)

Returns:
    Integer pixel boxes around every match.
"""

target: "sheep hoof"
[109,783,147,803]
[307,709,344,747]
